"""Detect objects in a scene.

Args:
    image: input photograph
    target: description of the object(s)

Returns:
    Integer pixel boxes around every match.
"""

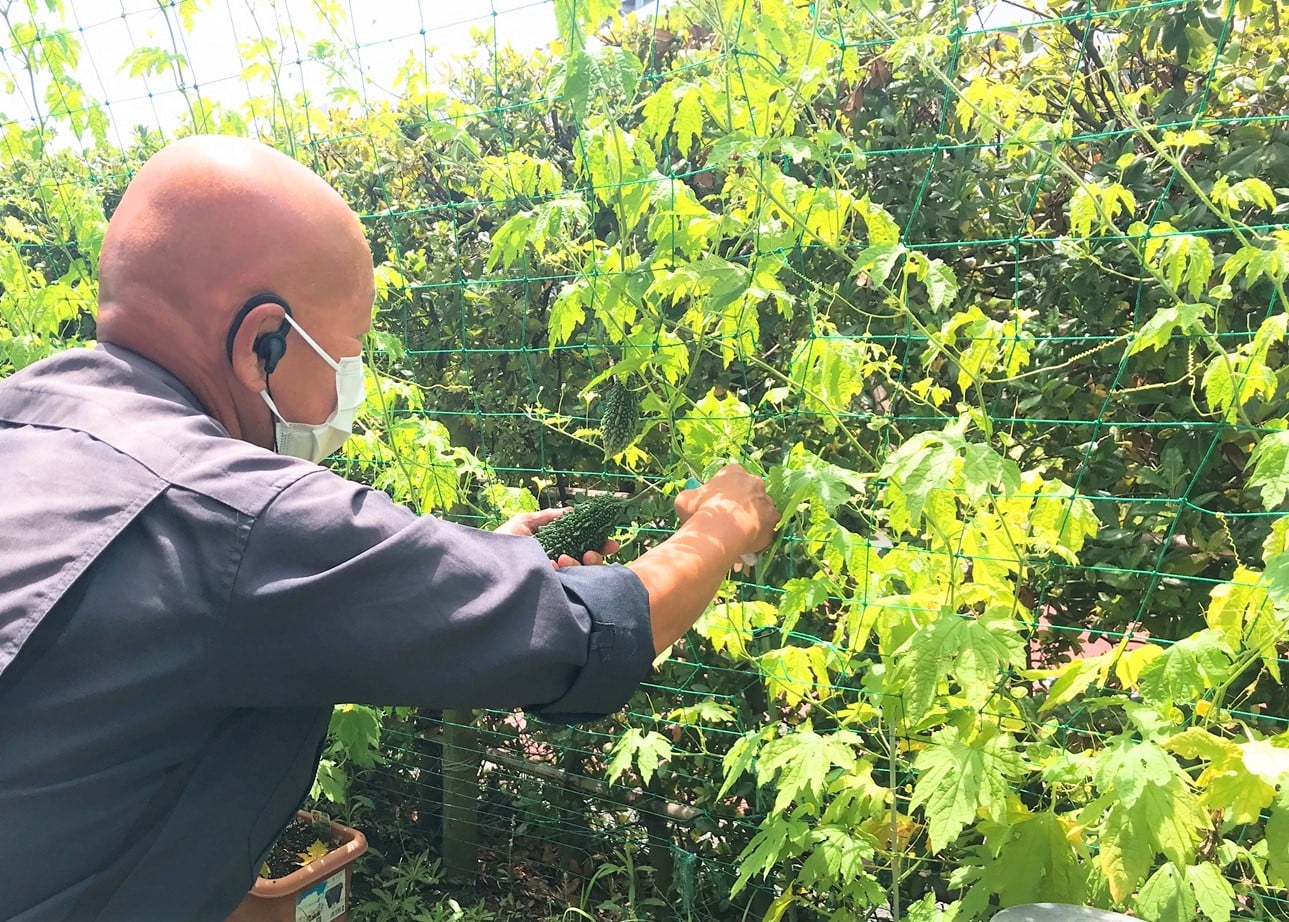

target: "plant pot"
[226,811,368,922]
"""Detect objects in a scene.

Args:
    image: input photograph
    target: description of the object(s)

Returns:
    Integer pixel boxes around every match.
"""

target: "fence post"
[440,708,479,878]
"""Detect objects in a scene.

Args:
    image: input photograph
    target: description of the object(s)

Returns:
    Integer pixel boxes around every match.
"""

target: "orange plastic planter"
[226,812,368,922]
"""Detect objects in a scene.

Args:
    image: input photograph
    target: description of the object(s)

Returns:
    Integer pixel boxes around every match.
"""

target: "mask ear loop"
[279,313,343,372]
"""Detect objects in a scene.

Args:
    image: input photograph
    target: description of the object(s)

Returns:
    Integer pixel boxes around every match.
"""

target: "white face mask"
[259,314,366,463]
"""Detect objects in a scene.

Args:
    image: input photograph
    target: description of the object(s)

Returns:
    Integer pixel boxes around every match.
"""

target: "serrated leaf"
[718,731,764,799]
[923,258,959,313]
[893,611,1025,721]
[961,443,1021,505]
[1268,786,1289,883]
[676,389,752,469]
[1095,740,1209,901]
[880,429,963,532]
[486,211,535,270]
[668,699,736,726]
[1135,862,1197,922]
[606,728,672,786]
[329,704,383,768]
[548,278,588,350]
[1166,728,1276,824]
[732,815,810,895]
[1250,431,1289,509]
[1129,302,1209,355]
[799,825,879,893]
[1206,566,1283,681]
[988,811,1088,906]
[778,574,832,637]
[1138,629,1235,706]
[767,445,868,515]
[760,644,832,707]
[857,194,900,245]
[755,729,862,814]
[1187,860,1236,922]
[297,840,332,865]
[911,728,1024,850]
[1040,650,1112,713]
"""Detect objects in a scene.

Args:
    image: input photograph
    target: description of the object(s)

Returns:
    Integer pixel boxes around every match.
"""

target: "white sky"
[4,0,1023,147]
[5,1,577,144]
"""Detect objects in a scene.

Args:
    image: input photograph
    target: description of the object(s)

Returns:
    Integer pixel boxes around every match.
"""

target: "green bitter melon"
[599,378,640,459]
[535,495,624,561]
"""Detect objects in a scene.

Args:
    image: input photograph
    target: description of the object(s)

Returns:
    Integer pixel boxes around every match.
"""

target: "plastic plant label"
[295,869,346,922]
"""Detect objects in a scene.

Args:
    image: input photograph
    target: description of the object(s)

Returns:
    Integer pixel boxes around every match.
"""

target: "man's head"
[96,135,375,451]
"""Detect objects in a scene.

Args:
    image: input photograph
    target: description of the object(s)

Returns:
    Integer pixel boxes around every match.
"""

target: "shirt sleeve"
[216,469,654,722]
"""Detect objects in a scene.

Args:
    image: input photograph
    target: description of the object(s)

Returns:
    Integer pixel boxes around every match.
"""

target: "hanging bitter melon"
[535,495,624,561]
[599,378,640,459]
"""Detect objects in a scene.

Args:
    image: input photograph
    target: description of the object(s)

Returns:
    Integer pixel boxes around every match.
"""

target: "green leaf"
[311,759,349,805]
[1186,862,1235,922]
[961,443,1021,505]
[1138,629,1235,706]
[767,444,868,515]
[852,243,906,285]
[923,258,959,313]
[911,728,1024,850]
[1203,349,1278,421]
[667,699,737,727]
[677,389,753,470]
[987,811,1088,907]
[857,194,901,245]
[798,825,879,893]
[1095,740,1209,901]
[606,728,672,786]
[755,729,862,814]
[880,429,964,532]
[553,0,618,51]
[786,332,882,429]
[1039,651,1111,714]
[328,704,384,768]
[760,644,833,706]
[718,730,765,799]
[1205,566,1284,682]
[1250,431,1289,509]
[732,814,810,895]
[486,211,535,270]
[547,277,588,349]
[1129,302,1210,355]
[1135,863,1197,922]
[1069,180,1136,237]
[778,574,832,637]
[893,611,1026,721]
[1268,786,1289,884]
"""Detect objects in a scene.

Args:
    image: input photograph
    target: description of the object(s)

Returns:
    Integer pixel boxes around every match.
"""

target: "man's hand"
[674,463,780,564]
[628,462,781,654]
[494,509,620,568]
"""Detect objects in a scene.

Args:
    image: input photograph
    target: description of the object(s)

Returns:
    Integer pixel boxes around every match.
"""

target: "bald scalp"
[96,134,370,377]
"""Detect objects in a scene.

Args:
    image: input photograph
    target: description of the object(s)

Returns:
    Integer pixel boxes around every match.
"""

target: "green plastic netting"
[2,1,1287,919]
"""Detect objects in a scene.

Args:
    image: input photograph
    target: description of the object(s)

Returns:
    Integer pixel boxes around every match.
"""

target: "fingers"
[495,507,567,537]
[552,538,620,569]
[676,463,781,558]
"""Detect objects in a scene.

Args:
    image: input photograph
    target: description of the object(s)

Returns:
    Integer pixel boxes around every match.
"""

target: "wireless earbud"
[225,293,293,375]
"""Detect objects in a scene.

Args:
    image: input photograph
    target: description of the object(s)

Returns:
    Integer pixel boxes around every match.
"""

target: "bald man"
[0,136,779,920]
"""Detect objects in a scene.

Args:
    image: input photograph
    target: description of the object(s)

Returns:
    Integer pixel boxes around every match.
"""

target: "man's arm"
[629,464,780,654]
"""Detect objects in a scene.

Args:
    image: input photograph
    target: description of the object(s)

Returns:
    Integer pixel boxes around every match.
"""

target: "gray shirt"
[0,345,653,920]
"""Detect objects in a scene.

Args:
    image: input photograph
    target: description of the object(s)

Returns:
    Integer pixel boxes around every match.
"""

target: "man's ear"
[227,301,290,393]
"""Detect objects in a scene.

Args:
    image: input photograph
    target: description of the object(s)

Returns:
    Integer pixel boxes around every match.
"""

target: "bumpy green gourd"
[599,378,640,459]
[535,496,624,561]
